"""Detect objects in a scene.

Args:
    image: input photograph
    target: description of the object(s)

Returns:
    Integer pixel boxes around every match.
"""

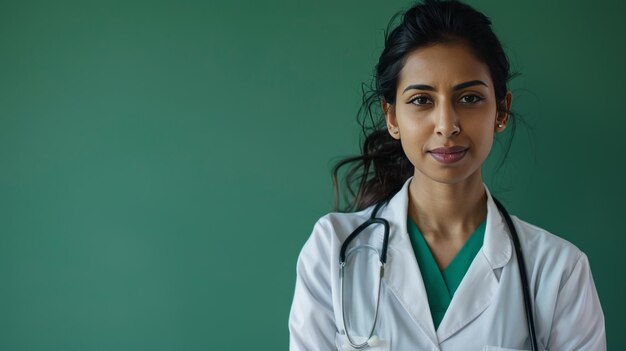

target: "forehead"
[398,42,493,90]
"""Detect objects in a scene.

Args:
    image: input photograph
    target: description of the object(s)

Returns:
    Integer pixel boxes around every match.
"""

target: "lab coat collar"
[378,177,512,345]
[480,185,513,270]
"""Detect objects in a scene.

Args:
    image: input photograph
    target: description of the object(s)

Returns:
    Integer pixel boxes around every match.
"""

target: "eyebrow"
[402,80,488,94]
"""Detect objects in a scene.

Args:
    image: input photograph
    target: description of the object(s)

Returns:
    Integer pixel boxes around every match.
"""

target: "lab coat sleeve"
[289,219,338,351]
[548,253,606,350]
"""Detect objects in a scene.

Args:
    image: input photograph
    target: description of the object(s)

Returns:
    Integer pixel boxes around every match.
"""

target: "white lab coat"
[289,179,605,350]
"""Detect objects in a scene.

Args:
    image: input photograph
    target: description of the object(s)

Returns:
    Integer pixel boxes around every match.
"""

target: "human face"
[384,42,511,186]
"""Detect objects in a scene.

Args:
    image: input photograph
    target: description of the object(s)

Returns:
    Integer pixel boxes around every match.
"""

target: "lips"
[428,146,468,164]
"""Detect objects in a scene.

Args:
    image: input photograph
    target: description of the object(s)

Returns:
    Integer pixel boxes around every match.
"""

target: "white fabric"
[289,179,605,350]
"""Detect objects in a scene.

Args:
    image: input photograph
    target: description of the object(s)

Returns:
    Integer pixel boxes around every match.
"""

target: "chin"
[417,168,482,186]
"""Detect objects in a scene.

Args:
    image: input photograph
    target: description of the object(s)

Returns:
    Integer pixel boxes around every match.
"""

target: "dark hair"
[332,0,516,212]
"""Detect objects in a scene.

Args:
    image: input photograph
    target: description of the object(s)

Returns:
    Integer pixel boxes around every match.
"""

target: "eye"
[459,94,484,104]
[409,95,432,106]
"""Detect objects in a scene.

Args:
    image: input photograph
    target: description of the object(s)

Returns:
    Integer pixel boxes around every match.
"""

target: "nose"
[434,102,461,138]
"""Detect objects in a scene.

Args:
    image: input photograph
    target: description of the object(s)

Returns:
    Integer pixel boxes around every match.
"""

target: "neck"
[408,172,487,241]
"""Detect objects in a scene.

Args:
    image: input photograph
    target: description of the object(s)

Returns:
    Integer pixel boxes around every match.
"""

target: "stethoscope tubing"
[339,198,539,351]
[492,197,538,351]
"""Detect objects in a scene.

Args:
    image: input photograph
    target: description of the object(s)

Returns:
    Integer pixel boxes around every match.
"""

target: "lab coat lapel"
[380,180,439,348]
[436,186,513,343]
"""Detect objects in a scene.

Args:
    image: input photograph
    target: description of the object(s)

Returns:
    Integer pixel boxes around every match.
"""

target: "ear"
[383,99,400,140]
[495,91,513,133]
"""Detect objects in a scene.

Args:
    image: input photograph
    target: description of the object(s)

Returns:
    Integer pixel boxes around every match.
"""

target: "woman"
[288,0,605,350]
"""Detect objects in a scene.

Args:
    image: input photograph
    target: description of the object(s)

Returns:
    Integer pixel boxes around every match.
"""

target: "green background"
[1,0,623,349]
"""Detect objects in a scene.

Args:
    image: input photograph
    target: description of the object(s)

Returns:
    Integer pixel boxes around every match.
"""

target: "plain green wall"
[1,0,624,349]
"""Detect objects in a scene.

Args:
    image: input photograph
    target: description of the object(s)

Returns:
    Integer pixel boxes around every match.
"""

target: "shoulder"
[296,207,375,265]
[510,215,586,289]
[512,216,582,258]
[301,207,373,250]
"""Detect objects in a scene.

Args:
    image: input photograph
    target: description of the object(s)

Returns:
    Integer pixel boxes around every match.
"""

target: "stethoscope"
[339,197,538,351]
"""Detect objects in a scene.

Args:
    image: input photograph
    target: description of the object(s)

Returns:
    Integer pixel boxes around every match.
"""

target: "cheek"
[398,118,431,151]
[396,124,431,166]
[395,107,430,135]
[468,124,496,152]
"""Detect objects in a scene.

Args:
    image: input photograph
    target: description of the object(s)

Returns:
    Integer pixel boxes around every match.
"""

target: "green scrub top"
[407,218,486,330]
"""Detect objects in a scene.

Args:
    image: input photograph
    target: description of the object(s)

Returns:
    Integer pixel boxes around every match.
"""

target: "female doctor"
[288,0,605,350]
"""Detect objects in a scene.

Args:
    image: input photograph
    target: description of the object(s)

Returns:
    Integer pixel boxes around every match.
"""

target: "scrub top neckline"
[407,217,486,329]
